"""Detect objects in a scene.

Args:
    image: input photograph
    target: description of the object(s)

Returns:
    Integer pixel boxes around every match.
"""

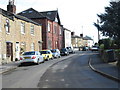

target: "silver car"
[20,51,44,65]
[51,49,61,58]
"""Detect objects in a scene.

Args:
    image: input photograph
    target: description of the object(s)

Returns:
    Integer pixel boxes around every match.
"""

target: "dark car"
[60,48,69,56]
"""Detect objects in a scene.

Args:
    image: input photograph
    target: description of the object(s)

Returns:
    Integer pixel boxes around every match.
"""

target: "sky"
[0,0,111,43]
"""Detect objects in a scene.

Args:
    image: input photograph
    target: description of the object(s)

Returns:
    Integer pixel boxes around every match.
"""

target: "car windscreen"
[40,51,47,54]
[51,49,56,53]
[61,48,67,51]
[23,52,35,55]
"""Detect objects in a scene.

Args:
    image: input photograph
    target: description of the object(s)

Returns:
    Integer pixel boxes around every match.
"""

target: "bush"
[115,49,120,67]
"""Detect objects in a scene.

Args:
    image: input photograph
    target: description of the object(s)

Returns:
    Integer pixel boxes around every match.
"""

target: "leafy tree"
[94,1,120,47]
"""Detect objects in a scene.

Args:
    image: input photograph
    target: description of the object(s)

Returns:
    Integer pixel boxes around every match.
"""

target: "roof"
[72,35,82,38]
[18,8,61,25]
[83,36,93,40]
[63,28,71,32]
[0,8,14,20]
[18,8,45,19]
[0,8,41,26]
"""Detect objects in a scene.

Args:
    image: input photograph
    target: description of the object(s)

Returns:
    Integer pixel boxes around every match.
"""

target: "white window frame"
[5,19,10,34]
[31,43,35,51]
[21,22,25,34]
[48,23,51,32]
[30,25,34,35]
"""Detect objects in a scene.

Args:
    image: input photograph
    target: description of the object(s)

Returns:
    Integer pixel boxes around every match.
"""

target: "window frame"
[5,19,10,34]
[30,25,34,35]
[21,22,25,34]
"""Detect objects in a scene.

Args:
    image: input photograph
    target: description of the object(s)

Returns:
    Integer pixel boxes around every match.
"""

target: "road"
[2,51,119,88]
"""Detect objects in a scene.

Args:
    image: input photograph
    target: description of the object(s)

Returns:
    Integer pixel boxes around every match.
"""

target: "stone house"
[18,8,63,50]
[0,1,42,64]
[71,32,93,48]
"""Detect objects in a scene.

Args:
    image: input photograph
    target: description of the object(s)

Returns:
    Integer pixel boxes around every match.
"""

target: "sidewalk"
[0,61,21,74]
[89,53,120,82]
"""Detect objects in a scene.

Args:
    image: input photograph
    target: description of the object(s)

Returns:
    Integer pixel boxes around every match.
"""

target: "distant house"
[83,36,94,48]
[0,1,42,64]
[71,32,93,48]
[18,8,63,50]
[71,35,84,48]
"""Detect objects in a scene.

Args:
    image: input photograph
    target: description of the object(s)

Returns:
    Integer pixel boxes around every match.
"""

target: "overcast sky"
[0,0,111,43]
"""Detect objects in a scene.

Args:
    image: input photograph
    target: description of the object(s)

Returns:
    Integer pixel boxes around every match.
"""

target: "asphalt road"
[2,51,119,88]
[38,51,119,88]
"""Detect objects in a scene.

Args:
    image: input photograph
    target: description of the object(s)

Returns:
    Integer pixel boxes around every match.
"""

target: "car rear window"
[23,52,35,55]
[40,51,47,54]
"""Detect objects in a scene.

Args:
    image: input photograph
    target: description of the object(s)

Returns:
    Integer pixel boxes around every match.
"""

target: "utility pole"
[97,19,100,42]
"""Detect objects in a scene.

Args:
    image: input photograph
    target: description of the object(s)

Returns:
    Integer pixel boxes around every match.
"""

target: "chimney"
[71,32,75,36]
[80,34,83,37]
[7,0,16,14]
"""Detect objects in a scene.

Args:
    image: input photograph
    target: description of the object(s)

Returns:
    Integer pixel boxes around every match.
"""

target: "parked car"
[51,49,61,58]
[82,46,89,51]
[20,51,44,65]
[66,47,75,53]
[60,48,69,56]
[40,50,53,60]
[91,46,99,51]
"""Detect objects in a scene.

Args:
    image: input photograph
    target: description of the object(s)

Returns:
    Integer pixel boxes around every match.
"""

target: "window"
[60,27,62,35]
[5,19,10,33]
[20,42,26,54]
[21,22,25,34]
[48,23,51,32]
[30,25,34,35]
[55,17,58,22]
[6,42,12,57]
[31,43,35,51]
[54,25,57,34]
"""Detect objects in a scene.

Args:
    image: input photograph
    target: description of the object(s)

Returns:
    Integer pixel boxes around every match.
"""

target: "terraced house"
[18,8,64,50]
[0,1,42,64]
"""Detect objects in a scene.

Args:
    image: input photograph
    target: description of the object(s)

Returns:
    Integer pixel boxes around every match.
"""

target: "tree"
[94,1,120,47]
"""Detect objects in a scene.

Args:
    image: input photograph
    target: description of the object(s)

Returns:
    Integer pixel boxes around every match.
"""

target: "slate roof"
[40,10,57,21]
[0,8,14,20]
[18,8,61,24]
[18,8,45,19]
[83,36,93,40]
[0,8,41,26]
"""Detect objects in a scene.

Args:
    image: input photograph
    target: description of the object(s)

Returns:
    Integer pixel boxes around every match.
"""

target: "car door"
[39,52,43,61]
[35,52,39,60]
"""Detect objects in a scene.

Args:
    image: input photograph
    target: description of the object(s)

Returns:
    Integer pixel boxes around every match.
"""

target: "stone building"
[0,1,42,64]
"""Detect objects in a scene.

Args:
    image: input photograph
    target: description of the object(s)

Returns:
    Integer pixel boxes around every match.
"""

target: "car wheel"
[59,56,61,58]
[47,57,49,61]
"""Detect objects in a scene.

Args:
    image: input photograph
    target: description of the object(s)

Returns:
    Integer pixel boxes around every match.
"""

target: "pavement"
[0,61,21,74]
[0,52,120,83]
[89,53,120,82]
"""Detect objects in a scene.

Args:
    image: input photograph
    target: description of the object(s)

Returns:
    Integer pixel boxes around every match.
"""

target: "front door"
[15,42,20,60]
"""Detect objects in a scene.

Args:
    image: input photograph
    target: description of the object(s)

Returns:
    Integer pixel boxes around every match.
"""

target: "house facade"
[18,8,63,50]
[71,32,93,48]
[0,1,42,64]
[63,28,72,48]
